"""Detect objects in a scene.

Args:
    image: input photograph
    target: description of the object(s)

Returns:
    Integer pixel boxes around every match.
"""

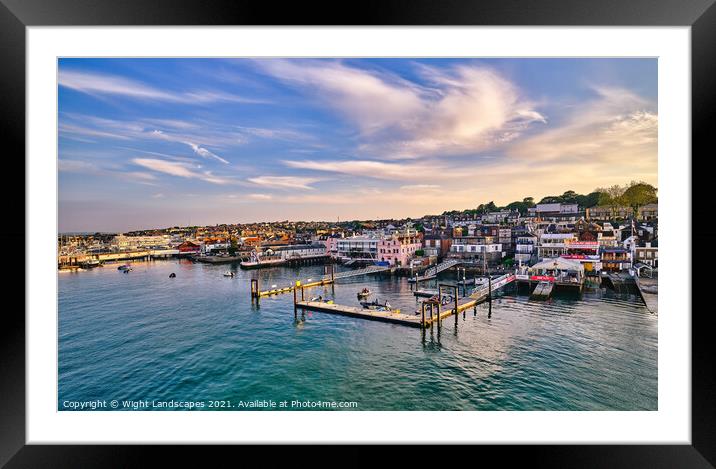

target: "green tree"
[561,190,578,203]
[538,195,561,204]
[228,237,238,256]
[622,182,658,214]
[484,201,498,213]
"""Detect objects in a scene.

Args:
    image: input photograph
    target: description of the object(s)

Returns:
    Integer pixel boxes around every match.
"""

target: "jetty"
[635,276,658,313]
[250,264,389,299]
[530,281,554,300]
[292,273,516,329]
[294,300,423,328]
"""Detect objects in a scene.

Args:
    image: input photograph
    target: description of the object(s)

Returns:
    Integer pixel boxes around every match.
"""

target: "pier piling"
[293,284,297,318]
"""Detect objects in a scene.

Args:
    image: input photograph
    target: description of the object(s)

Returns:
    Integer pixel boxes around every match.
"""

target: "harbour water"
[58,259,657,411]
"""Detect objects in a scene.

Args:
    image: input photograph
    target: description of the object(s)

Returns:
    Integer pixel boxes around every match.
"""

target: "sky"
[58,58,657,232]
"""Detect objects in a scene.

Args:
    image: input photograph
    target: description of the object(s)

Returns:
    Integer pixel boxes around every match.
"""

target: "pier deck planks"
[296,301,423,327]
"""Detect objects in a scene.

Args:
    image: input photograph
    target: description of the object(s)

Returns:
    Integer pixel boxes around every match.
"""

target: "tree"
[482,201,498,213]
[228,237,238,256]
[622,182,657,215]
[561,190,578,203]
[596,184,627,219]
[538,195,561,204]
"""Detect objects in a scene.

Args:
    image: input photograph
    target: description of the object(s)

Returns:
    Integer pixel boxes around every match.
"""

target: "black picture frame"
[2,0,713,466]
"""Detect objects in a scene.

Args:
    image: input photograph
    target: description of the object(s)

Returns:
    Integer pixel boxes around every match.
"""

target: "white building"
[537,233,577,259]
[113,234,171,251]
[450,243,502,254]
[335,236,381,261]
[272,244,327,260]
[515,235,537,265]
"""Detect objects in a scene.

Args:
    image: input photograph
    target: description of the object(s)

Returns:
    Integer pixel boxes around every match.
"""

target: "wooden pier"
[294,301,423,327]
[250,264,392,300]
[530,281,554,300]
[414,288,438,298]
[635,276,658,313]
[291,273,516,329]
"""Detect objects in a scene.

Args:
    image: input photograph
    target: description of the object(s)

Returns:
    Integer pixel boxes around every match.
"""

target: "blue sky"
[58,58,657,232]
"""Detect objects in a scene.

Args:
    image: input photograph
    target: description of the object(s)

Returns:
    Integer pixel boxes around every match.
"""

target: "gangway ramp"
[323,264,390,281]
[408,259,461,283]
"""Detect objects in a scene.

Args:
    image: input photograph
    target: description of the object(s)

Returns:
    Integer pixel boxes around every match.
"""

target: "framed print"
[3,0,714,465]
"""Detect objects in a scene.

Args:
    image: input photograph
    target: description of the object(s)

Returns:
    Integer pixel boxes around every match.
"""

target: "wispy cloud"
[59,69,268,104]
[400,184,441,190]
[284,159,432,180]
[59,159,158,185]
[150,130,229,164]
[132,158,232,185]
[247,193,273,200]
[507,87,657,170]
[247,176,318,190]
[256,60,545,158]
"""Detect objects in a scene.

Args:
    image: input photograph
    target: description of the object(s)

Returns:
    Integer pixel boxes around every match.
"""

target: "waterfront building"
[537,233,576,259]
[600,247,633,271]
[515,235,538,266]
[422,234,452,259]
[448,236,503,265]
[528,257,585,285]
[377,233,422,267]
[498,227,513,255]
[319,236,340,257]
[177,241,200,254]
[562,239,601,272]
[335,235,381,261]
[635,240,658,269]
[271,244,327,260]
[112,234,171,251]
[201,238,230,254]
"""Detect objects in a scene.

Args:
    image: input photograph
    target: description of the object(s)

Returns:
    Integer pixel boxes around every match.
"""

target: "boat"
[223,271,235,277]
[118,264,132,272]
[80,259,101,268]
[359,299,392,311]
[356,288,371,299]
[309,296,334,304]
[169,273,176,278]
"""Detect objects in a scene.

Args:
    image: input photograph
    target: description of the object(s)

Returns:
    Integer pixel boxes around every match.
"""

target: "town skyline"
[59,58,657,232]
[57,181,656,235]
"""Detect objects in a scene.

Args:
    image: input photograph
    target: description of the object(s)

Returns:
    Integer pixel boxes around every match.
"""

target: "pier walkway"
[635,276,658,313]
[408,259,461,283]
[324,265,390,281]
[295,273,517,329]
[530,281,554,300]
[423,273,516,325]
[251,264,389,299]
[294,301,423,327]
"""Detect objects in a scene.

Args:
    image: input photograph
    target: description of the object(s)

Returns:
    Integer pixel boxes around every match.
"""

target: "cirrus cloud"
[132,158,232,185]
[255,60,546,158]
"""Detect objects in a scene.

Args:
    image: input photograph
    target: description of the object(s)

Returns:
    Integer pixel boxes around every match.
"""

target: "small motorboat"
[360,299,392,311]
[223,271,235,277]
[118,264,131,271]
[309,296,334,304]
[169,273,176,278]
[356,288,371,299]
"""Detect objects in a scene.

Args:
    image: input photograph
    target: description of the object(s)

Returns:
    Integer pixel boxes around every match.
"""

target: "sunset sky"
[58,58,657,232]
